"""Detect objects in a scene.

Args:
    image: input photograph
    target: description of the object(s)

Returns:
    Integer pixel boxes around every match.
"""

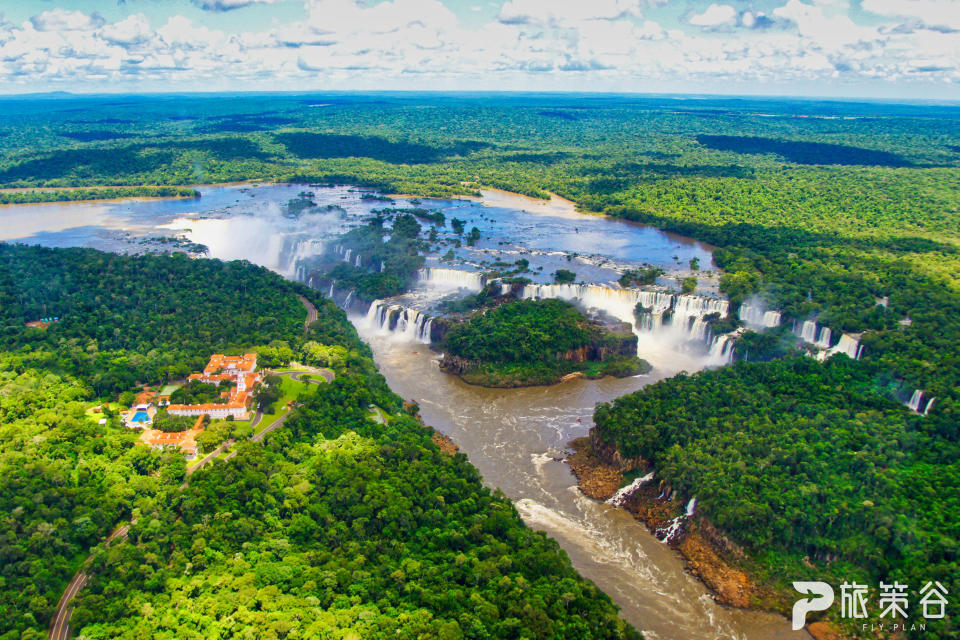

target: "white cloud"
[773,0,877,46]
[861,0,960,30]
[688,4,737,28]
[497,0,644,26]
[1,0,956,94]
[29,9,105,32]
[99,14,151,45]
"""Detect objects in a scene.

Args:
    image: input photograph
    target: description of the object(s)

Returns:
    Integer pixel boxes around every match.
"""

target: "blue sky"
[0,0,957,98]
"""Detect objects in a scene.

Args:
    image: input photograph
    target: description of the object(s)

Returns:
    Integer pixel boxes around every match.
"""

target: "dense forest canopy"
[0,245,638,640]
[593,356,959,637]
[2,92,960,637]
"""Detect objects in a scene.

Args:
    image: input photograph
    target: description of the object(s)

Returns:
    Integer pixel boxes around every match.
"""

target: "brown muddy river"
[354,329,808,640]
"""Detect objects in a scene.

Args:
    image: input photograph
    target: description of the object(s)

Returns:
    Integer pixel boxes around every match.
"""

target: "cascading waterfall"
[518,283,731,361]
[343,290,354,308]
[799,320,817,343]
[380,261,385,272]
[519,283,725,327]
[924,398,936,415]
[364,300,433,344]
[607,472,655,507]
[343,248,352,263]
[354,253,362,267]
[656,497,697,544]
[816,326,832,349]
[707,334,734,364]
[417,268,486,292]
[829,334,861,360]
[739,303,781,328]
[328,283,334,298]
[908,389,923,412]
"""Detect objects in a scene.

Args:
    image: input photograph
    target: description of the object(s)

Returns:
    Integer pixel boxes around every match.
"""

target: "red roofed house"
[169,353,261,420]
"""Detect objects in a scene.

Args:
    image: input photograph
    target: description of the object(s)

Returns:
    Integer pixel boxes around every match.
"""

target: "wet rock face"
[566,436,623,500]
[438,353,481,376]
[589,428,644,472]
[429,317,454,343]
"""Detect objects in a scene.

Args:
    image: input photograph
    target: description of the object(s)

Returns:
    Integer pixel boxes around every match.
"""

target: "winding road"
[298,294,318,330]
[49,524,129,640]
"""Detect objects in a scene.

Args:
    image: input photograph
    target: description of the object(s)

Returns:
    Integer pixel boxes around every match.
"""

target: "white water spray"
[607,472,655,507]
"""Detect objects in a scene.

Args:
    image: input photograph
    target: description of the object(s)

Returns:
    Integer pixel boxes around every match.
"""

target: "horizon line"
[0,88,959,107]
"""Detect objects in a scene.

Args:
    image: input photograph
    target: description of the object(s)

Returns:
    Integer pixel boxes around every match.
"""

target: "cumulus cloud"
[688,3,737,28]
[1,0,957,93]
[497,0,644,26]
[99,14,151,45]
[861,0,960,31]
[773,0,877,46]
[29,9,105,32]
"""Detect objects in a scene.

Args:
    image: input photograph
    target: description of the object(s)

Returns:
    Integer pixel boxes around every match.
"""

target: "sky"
[0,0,958,99]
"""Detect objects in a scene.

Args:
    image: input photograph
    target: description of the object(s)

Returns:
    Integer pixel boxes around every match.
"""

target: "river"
[0,185,806,639]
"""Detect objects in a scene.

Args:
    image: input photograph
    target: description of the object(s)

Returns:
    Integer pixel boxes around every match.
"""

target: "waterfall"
[907,389,923,412]
[816,326,832,349]
[500,282,513,296]
[799,320,817,343]
[328,283,334,298]
[688,317,708,341]
[924,398,936,415]
[343,249,352,263]
[518,282,732,363]
[380,261,385,272]
[519,283,726,327]
[607,471,655,507]
[363,299,433,344]
[417,268,486,292]
[656,497,697,544]
[739,303,782,329]
[354,253,362,267]
[343,290,354,308]
[829,334,861,360]
[707,334,734,365]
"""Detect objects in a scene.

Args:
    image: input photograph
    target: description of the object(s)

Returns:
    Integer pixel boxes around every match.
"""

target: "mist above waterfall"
[166,188,365,279]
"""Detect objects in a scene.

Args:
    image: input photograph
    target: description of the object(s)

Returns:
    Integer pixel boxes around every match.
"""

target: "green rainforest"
[1,92,959,638]
[0,245,638,640]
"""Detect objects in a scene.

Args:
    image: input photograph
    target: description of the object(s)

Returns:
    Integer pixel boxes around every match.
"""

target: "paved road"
[298,295,317,331]
[49,524,129,640]
[285,368,335,383]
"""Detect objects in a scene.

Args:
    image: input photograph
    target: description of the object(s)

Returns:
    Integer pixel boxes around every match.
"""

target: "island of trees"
[439,299,649,387]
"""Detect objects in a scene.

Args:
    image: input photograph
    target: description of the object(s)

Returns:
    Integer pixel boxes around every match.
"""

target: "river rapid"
[0,185,807,639]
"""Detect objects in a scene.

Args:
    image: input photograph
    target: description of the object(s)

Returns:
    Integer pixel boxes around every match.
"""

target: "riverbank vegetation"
[440,299,648,387]
[593,356,959,636]
[0,245,639,640]
[0,186,199,204]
